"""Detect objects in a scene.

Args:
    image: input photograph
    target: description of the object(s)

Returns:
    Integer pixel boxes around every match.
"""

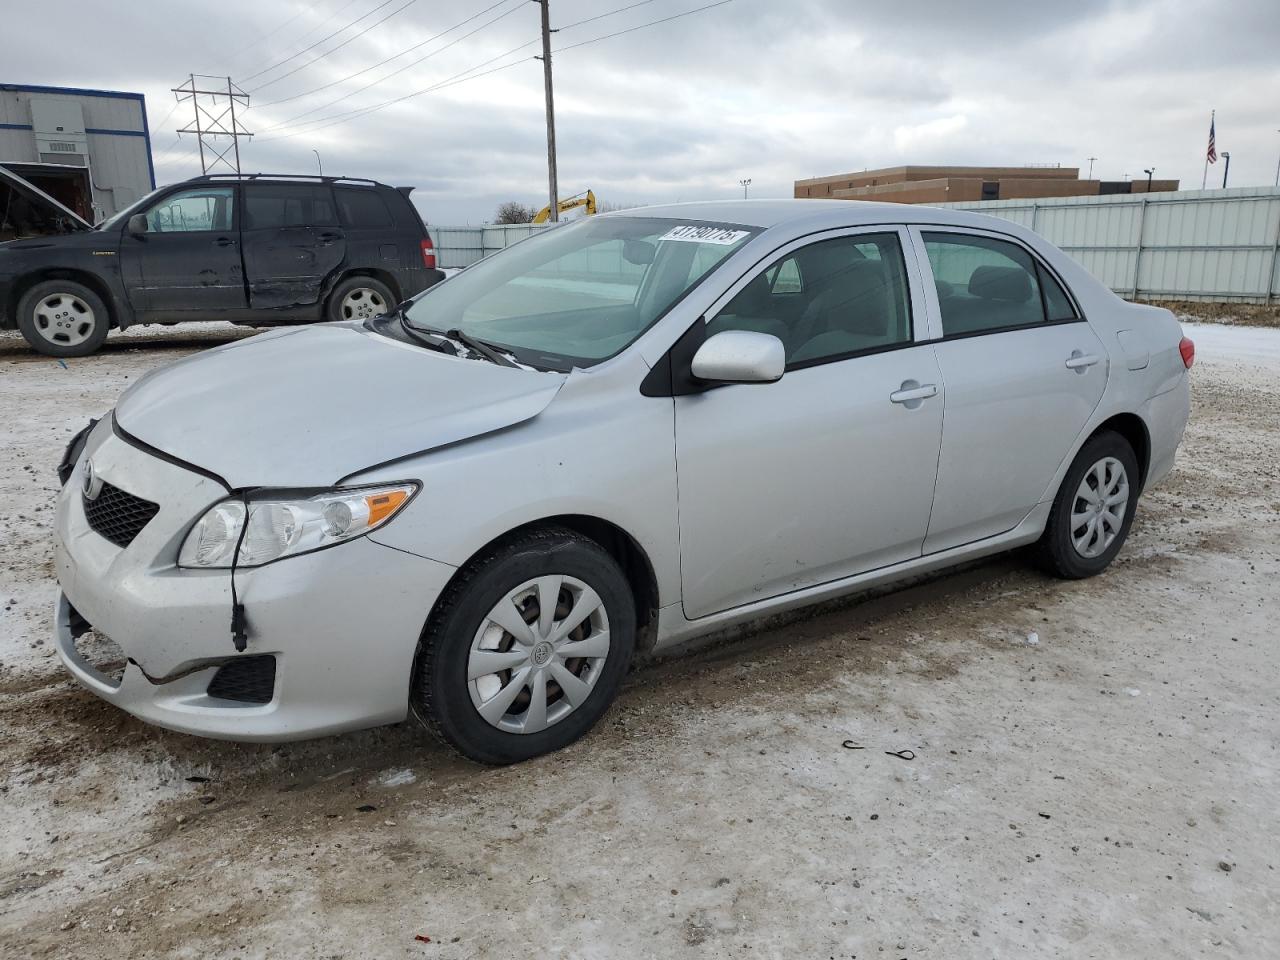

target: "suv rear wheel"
[327,275,394,324]
[17,279,111,357]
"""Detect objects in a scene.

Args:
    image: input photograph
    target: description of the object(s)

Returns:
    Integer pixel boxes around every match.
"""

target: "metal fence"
[430,223,548,268]
[940,186,1280,303]
[431,187,1280,303]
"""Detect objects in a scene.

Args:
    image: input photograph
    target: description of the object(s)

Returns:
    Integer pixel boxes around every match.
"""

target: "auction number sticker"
[659,225,751,245]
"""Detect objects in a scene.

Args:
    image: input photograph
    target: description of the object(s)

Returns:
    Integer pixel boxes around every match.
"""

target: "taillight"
[1179,336,1195,369]
[420,237,436,270]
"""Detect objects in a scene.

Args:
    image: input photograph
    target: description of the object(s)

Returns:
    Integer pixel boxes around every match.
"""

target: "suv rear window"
[245,184,337,229]
[336,188,392,229]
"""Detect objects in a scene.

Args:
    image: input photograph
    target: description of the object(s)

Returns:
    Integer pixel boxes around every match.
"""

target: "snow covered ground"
[1,321,1278,958]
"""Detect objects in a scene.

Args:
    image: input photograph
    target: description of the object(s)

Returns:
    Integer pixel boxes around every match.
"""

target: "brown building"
[795,165,1180,204]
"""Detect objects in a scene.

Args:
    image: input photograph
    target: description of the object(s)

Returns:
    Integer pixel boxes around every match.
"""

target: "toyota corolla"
[53,200,1192,764]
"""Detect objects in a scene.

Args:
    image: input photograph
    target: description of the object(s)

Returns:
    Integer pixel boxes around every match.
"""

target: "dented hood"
[114,324,565,489]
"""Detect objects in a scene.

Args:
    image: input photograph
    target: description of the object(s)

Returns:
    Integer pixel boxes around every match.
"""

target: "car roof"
[607,198,1015,234]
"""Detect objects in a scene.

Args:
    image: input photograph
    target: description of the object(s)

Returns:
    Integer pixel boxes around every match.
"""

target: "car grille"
[207,656,277,704]
[83,482,160,548]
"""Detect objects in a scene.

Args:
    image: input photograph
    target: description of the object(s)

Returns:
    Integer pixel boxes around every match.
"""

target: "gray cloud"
[4,0,1278,222]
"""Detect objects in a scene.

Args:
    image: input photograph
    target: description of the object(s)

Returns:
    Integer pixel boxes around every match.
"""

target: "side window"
[336,188,392,229]
[144,187,234,233]
[922,233,1046,335]
[244,185,337,229]
[707,232,913,367]
[1038,262,1077,321]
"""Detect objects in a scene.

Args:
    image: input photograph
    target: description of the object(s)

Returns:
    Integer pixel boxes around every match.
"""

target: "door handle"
[1065,352,1100,371]
[213,236,237,247]
[889,382,938,405]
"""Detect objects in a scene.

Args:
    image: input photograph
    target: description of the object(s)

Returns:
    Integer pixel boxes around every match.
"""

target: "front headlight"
[178,484,417,569]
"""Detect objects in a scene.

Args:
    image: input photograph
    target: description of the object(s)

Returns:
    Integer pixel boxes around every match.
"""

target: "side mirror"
[690,331,785,384]
[623,238,655,265]
[126,214,149,236]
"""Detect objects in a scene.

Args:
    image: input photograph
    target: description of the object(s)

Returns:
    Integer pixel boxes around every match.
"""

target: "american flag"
[1207,115,1217,163]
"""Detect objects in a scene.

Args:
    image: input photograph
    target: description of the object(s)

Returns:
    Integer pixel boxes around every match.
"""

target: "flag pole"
[1202,109,1214,189]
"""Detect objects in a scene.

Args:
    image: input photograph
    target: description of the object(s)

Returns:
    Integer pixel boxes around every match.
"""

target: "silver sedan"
[53,200,1192,763]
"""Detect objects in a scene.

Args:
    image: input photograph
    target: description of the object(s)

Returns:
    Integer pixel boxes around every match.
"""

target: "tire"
[326,275,395,324]
[411,527,636,765]
[17,280,111,357]
[1035,430,1141,579]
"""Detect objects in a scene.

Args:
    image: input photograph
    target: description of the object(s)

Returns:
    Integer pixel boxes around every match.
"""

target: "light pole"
[312,149,323,176]
[1274,130,1279,187]
[739,178,752,199]
[1143,167,1154,191]
[1221,152,1230,188]
[1087,156,1097,179]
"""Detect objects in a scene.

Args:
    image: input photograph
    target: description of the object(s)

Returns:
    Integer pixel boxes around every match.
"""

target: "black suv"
[0,172,444,357]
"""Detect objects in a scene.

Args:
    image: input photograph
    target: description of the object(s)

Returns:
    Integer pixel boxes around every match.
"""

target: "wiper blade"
[447,328,519,368]
[397,311,458,355]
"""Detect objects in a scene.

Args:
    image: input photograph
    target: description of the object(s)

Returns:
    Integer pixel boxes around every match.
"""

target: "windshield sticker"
[659,225,751,245]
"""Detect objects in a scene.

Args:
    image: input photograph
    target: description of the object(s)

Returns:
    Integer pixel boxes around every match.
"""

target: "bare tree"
[494,201,534,224]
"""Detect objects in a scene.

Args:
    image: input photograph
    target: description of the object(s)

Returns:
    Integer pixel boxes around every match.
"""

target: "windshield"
[403,216,759,369]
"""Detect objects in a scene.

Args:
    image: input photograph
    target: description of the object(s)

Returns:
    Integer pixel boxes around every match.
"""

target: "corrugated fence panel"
[432,223,551,267]
[941,187,1280,303]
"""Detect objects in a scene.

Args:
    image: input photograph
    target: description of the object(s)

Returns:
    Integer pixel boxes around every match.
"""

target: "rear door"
[129,186,246,314]
[242,183,345,310]
[912,228,1108,553]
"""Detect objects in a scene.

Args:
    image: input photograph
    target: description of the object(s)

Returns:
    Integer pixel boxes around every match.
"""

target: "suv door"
[913,228,1108,553]
[242,182,346,311]
[673,228,945,620]
[128,185,246,314]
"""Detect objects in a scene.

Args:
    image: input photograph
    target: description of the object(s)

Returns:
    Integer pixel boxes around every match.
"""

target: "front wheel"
[1035,430,1141,579]
[411,527,636,764]
[17,280,111,357]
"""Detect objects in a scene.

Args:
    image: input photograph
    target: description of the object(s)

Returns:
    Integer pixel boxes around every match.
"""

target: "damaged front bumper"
[53,419,456,742]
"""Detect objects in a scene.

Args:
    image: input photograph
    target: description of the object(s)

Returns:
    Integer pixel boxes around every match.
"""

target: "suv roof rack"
[188,173,385,187]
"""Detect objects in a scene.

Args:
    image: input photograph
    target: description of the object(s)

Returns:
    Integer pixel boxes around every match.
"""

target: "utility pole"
[1086,157,1097,179]
[536,0,559,222]
[173,75,252,174]
[1221,152,1230,189]
[739,178,752,198]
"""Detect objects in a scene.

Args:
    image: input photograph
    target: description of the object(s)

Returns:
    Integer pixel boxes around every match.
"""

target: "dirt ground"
[0,321,1277,959]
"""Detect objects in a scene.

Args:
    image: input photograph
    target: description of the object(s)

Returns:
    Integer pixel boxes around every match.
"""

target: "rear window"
[336,188,393,229]
[244,184,337,229]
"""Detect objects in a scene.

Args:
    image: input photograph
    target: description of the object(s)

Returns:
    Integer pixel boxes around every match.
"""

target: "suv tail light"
[420,237,436,270]
[1179,336,1195,369]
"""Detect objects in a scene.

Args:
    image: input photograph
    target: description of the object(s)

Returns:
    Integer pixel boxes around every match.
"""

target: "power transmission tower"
[173,75,253,174]
[535,0,559,222]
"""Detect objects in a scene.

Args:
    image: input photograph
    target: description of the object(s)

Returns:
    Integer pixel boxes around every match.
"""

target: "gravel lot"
[1,321,1277,959]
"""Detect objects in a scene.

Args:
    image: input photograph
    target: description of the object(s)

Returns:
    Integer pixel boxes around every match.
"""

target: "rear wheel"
[411,527,635,764]
[1035,430,1140,579]
[327,275,394,324]
[17,280,111,357]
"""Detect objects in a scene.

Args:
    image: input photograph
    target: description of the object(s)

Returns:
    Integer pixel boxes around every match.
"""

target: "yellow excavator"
[532,189,597,224]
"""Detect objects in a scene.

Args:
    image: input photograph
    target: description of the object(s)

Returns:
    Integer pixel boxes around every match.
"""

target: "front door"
[914,228,1108,553]
[128,185,245,315]
[674,228,945,620]
[241,183,346,310]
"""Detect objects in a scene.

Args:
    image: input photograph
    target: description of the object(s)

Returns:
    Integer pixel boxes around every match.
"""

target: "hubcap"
[33,293,96,346]
[340,287,386,321]
[467,575,610,735]
[1070,456,1129,559]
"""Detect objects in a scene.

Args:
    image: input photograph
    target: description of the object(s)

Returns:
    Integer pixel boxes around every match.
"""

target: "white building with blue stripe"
[0,82,155,221]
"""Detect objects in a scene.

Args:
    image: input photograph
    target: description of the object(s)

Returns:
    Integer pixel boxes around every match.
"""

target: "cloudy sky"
[6,0,1278,223]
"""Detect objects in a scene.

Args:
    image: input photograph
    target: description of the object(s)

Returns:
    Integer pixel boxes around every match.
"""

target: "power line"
[258,0,681,137]
[240,0,406,85]
[254,0,517,108]
[225,1,341,73]
[248,0,421,93]
[256,0,734,142]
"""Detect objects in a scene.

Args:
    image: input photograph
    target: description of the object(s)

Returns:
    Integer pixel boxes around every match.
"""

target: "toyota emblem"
[82,458,102,500]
